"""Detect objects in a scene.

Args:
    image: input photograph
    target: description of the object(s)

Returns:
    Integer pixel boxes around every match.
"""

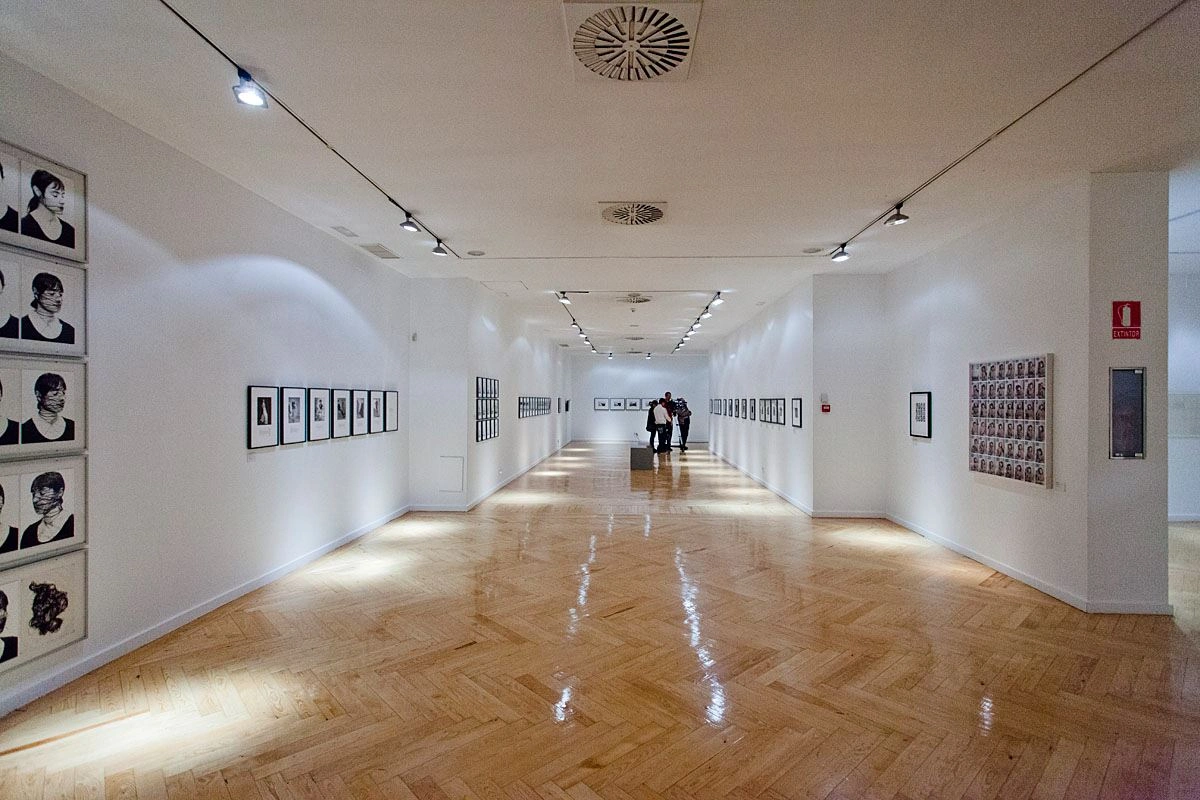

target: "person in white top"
[653,399,671,453]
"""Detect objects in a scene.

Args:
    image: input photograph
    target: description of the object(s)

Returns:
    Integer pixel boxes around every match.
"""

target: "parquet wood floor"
[2,443,1199,799]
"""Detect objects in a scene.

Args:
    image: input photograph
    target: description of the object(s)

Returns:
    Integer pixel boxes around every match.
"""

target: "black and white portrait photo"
[308,388,331,441]
[0,582,18,665]
[19,468,75,551]
[21,167,76,249]
[385,390,399,432]
[20,363,86,451]
[280,386,306,445]
[246,385,278,449]
[352,389,368,435]
[0,369,20,447]
[0,141,88,263]
[21,271,74,344]
[0,262,18,339]
[0,254,85,355]
[369,390,384,433]
[332,389,351,438]
[0,477,18,557]
[0,549,87,675]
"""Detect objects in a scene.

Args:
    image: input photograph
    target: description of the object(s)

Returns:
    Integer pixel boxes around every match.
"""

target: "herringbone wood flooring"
[2,443,1199,799]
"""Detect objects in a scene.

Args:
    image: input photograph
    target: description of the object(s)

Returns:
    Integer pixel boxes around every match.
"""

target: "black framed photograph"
[369,390,384,433]
[247,385,278,449]
[565,400,570,412]
[1110,368,1145,459]
[385,390,399,432]
[791,398,802,428]
[0,456,85,570]
[280,386,306,445]
[351,389,369,435]
[0,251,86,356]
[594,397,609,410]
[307,388,331,441]
[331,389,351,438]
[750,399,756,421]
[557,397,561,413]
[0,548,87,675]
[909,391,932,438]
[741,399,747,418]
[0,140,88,264]
[0,358,86,460]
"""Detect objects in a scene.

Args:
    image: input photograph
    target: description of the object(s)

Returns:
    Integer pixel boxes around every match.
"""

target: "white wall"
[884,178,1092,608]
[1169,269,1200,520]
[812,275,887,516]
[0,56,411,713]
[408,279,570,510]
[571,355,708,444]
[709,280,814,512]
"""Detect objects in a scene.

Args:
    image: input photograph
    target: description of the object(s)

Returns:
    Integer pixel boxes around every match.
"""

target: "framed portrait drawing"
[0,252,85,357]
[331,389,351,438]
[909,392,932,438]
[791,398,802,428]
[1110,368,1145,459]
[369,390,384,433]
[0,548,87,675]
[0,140,87,264]
[351,389,369,435]
[280,386,306,445]
[0,359,86,460]
[247,385,278,449]
[0,456,85,571]
[307,388,331,441]
[594,398,609,411]
[385,390,399,432]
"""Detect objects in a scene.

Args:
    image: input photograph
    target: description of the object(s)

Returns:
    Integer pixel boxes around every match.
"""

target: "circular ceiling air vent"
[602,202,665,225]
[572,5,692,81]
[619,293,653,304]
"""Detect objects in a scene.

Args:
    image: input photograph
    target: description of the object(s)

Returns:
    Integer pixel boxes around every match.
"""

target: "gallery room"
[1,1,1199,797]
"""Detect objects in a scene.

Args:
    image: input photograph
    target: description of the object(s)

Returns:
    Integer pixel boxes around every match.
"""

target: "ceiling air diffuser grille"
[601,202,665,225]
[564,3,701,82]
[359,243,400,259]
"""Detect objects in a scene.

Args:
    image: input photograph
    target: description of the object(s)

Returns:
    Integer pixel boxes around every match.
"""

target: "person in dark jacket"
[674,397,692,452]
[645,399,658,450]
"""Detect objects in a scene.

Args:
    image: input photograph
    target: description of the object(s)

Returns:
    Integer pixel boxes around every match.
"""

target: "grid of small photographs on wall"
[518,396,551,418]
[476,377,498,442]
[969,354,1053,487]
[760,398,786,425]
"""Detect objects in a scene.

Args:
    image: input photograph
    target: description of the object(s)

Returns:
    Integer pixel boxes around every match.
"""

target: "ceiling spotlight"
[831,244,850,262]
[578,331,586,338]
[692,322,701,330]
[701,310,713,319]
[571,322,580,330]
[232,68,268,108]
[432,240,449,256]
[646,353,651,360]
[558,292,572,305]
[711,292,724,306]
[400,213,420,232]
[679,341,686,346]
[608,352,613,359]
[884,204,909,226]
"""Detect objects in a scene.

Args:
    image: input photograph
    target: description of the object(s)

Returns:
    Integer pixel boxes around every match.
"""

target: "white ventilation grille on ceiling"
[563,2,701,82]
[331,225,358,237]
[601,202,666,225]
[619,293,654,304]
[359,243,401,259]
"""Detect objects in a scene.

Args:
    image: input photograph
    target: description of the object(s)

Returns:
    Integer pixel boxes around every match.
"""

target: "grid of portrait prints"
[969,354,1053,487]
[248,386,399,449]
[0,549,86,675]
[476,377,498,442]
[518,396,551,418]
[0,140,88,264]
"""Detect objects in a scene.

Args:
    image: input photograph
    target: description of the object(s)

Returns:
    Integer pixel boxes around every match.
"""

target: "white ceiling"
[2,1,1198,352]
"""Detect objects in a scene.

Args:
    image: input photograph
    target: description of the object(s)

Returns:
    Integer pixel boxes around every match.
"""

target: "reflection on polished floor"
[2,443,1200,798]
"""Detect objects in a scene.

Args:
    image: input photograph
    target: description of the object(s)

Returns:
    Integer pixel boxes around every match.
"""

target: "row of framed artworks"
[0,548,86,675]
[712,397,803,428]
[594,397,656,411]
[247,386,398,449]
[518,396,552,418]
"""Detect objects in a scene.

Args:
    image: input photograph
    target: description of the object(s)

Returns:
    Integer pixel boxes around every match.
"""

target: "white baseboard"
[1169,514,1200,523]
[465,448,560,510]
[885,513,1171,615]
[0,504,411,718]
[410,503,469,512]
[710,449,814,516]
[811,511,886,519]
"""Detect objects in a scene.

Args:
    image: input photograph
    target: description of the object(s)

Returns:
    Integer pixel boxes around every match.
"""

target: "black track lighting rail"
[673,291,722,354]
[156,0,459,258]
[831,0,1192,259]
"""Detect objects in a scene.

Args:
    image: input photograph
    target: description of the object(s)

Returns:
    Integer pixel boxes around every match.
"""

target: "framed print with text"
[307,388,331,441]
[0,140,88,263]
[909,392,932,438]
[247,386,278,449]
[280,386,306,445]
[331,389,351,438]
[385,390,399,432]
[369,390,384,433]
